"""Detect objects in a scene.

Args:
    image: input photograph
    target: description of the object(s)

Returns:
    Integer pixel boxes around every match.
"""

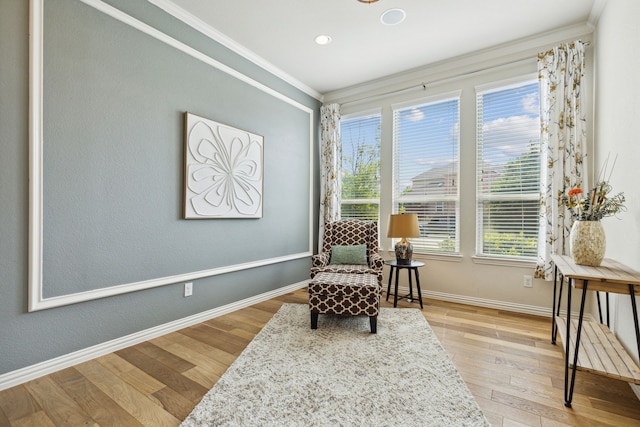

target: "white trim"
[475,73,539,93]
[147,0,323,101]
[391,90,462,112]
[418,288,593,320]
[0,281,309,392]
[28,0,315,311]
[28,0,45,313]
[471,255,537,269]
[341,108,382,121]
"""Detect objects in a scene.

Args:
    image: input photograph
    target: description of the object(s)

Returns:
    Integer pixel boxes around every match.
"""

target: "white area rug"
[182,303,489,426]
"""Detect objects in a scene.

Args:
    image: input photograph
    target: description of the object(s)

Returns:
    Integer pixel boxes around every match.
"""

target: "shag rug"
[181,303,489,426]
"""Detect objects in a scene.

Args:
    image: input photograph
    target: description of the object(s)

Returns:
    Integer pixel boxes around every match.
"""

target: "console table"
[550,254,640,407]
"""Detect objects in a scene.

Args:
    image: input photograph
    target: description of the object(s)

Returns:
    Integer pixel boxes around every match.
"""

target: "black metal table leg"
[386,266,393,302]
[563,277,572,407]
[552,264,558,344]
[606,292,610,328]
[629,284,640,360]
[596,291,603,324]
[393,266,400,308]
[553,270,565,345]
[565,280,589,408]
[407,269,414,301]
[414,268,423,309]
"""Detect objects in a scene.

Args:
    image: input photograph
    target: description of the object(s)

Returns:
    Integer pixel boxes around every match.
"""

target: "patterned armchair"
[310,220,384,286]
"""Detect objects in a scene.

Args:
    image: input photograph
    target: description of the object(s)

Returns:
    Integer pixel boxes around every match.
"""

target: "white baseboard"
[397,287,592,320]
[0,281,308,392]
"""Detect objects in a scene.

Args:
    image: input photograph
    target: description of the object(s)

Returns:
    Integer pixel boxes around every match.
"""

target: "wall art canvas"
[184,113,264,218]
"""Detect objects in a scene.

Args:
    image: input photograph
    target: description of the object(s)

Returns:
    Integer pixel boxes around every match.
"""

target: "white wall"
[594,0,640,362]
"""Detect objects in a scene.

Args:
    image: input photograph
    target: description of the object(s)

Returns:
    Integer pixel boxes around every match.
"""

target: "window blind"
[476,79,541,259]
[392,97,460,253]
[340,113,381,220]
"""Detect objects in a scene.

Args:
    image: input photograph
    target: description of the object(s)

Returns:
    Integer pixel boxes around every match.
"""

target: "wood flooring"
[1,288,639,426]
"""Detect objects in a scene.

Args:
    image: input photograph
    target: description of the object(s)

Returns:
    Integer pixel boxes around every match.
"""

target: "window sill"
[384,250,463,263]
[471,255,536,269]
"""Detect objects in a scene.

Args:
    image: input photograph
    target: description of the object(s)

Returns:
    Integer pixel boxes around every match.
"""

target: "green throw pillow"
[329,244,368,265]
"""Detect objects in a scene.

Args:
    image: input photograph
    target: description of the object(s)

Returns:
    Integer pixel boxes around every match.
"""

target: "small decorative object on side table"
[385,259,424,309]
[561,162,626,266]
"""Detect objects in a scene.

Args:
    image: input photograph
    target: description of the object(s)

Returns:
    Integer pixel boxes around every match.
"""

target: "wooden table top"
[551,254,640,293]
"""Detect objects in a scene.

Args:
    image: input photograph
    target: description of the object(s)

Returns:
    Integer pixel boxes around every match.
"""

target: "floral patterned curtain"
[534,40,587,280]
[319,104,342,251]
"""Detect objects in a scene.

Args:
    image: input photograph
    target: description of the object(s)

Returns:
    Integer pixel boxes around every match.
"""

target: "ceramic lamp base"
[394,239,413,265]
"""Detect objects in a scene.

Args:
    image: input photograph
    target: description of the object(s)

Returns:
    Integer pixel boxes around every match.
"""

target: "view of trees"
[340,121,380,220]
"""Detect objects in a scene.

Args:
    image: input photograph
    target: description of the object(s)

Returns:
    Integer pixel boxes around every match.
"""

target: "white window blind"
[476,79,541,259]
[392,96,460,253]
[340,112,381,220]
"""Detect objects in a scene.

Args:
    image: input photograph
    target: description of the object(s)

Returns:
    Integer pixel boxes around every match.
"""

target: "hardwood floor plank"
[114,347,207,404]
[23,376,98,426]
[10,411,56,427]
[95,353,166,396]
[50,367,143,427]
[0,385,41,423]
[475,394,543,426]
[152,386,195,421]
[134,341,196,373]
[178,324,249,356]
[0,405,10,427]
[74,359,180,426]
[151,335,230,380]
[167,331,237,367]
[181,366,219,389]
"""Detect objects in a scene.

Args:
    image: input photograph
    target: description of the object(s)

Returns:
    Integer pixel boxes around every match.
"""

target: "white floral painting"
[184,113,263,218]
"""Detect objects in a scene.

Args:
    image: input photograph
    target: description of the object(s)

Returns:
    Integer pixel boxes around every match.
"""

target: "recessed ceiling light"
[381,8,406,26]
[315,34,332,45]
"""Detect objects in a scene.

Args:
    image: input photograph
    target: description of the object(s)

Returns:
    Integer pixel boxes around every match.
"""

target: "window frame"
[474,74,541,261]
[391,91,461,255]
[339,109,382,221]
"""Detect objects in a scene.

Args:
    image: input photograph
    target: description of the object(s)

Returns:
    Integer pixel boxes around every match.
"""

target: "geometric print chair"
[309,220,384,333]
[310,220,384,286]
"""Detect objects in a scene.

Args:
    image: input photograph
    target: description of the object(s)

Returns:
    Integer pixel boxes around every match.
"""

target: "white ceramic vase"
[570,220,606,266]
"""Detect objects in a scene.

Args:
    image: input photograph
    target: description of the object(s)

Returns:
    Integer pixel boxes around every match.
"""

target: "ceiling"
[166,0,601,96]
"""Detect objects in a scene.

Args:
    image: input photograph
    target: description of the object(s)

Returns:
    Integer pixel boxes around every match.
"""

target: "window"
[476,78,541,259]
[392,95,460,253]
[340,112,381,220]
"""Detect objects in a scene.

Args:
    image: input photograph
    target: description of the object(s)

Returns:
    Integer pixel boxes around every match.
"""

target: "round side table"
[384,260,424,309]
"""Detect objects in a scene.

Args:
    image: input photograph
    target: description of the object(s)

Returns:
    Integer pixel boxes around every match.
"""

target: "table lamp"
[387,213,420,265]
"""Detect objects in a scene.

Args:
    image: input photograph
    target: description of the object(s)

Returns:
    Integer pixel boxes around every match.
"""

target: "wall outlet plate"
[184,282,193,297]
[523,275,533,288]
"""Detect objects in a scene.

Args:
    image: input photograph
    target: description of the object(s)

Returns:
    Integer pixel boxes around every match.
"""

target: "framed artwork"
[184,112,264,218]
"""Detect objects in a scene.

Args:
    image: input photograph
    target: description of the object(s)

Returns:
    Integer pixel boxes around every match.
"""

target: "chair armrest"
[312,252,330,268]
[369,252,384,272]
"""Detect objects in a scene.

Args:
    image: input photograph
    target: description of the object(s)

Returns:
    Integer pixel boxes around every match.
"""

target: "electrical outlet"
[184,282,193,297]
[523,275,533,288]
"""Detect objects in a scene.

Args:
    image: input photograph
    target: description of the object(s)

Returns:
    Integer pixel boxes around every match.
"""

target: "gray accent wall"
[0,0,320,375]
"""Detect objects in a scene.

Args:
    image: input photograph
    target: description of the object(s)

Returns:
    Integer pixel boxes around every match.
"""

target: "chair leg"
[369,315,377,334]
[311,311,319,329]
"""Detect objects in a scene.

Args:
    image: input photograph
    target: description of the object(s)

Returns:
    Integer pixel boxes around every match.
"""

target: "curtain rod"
[338,41,591,108]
